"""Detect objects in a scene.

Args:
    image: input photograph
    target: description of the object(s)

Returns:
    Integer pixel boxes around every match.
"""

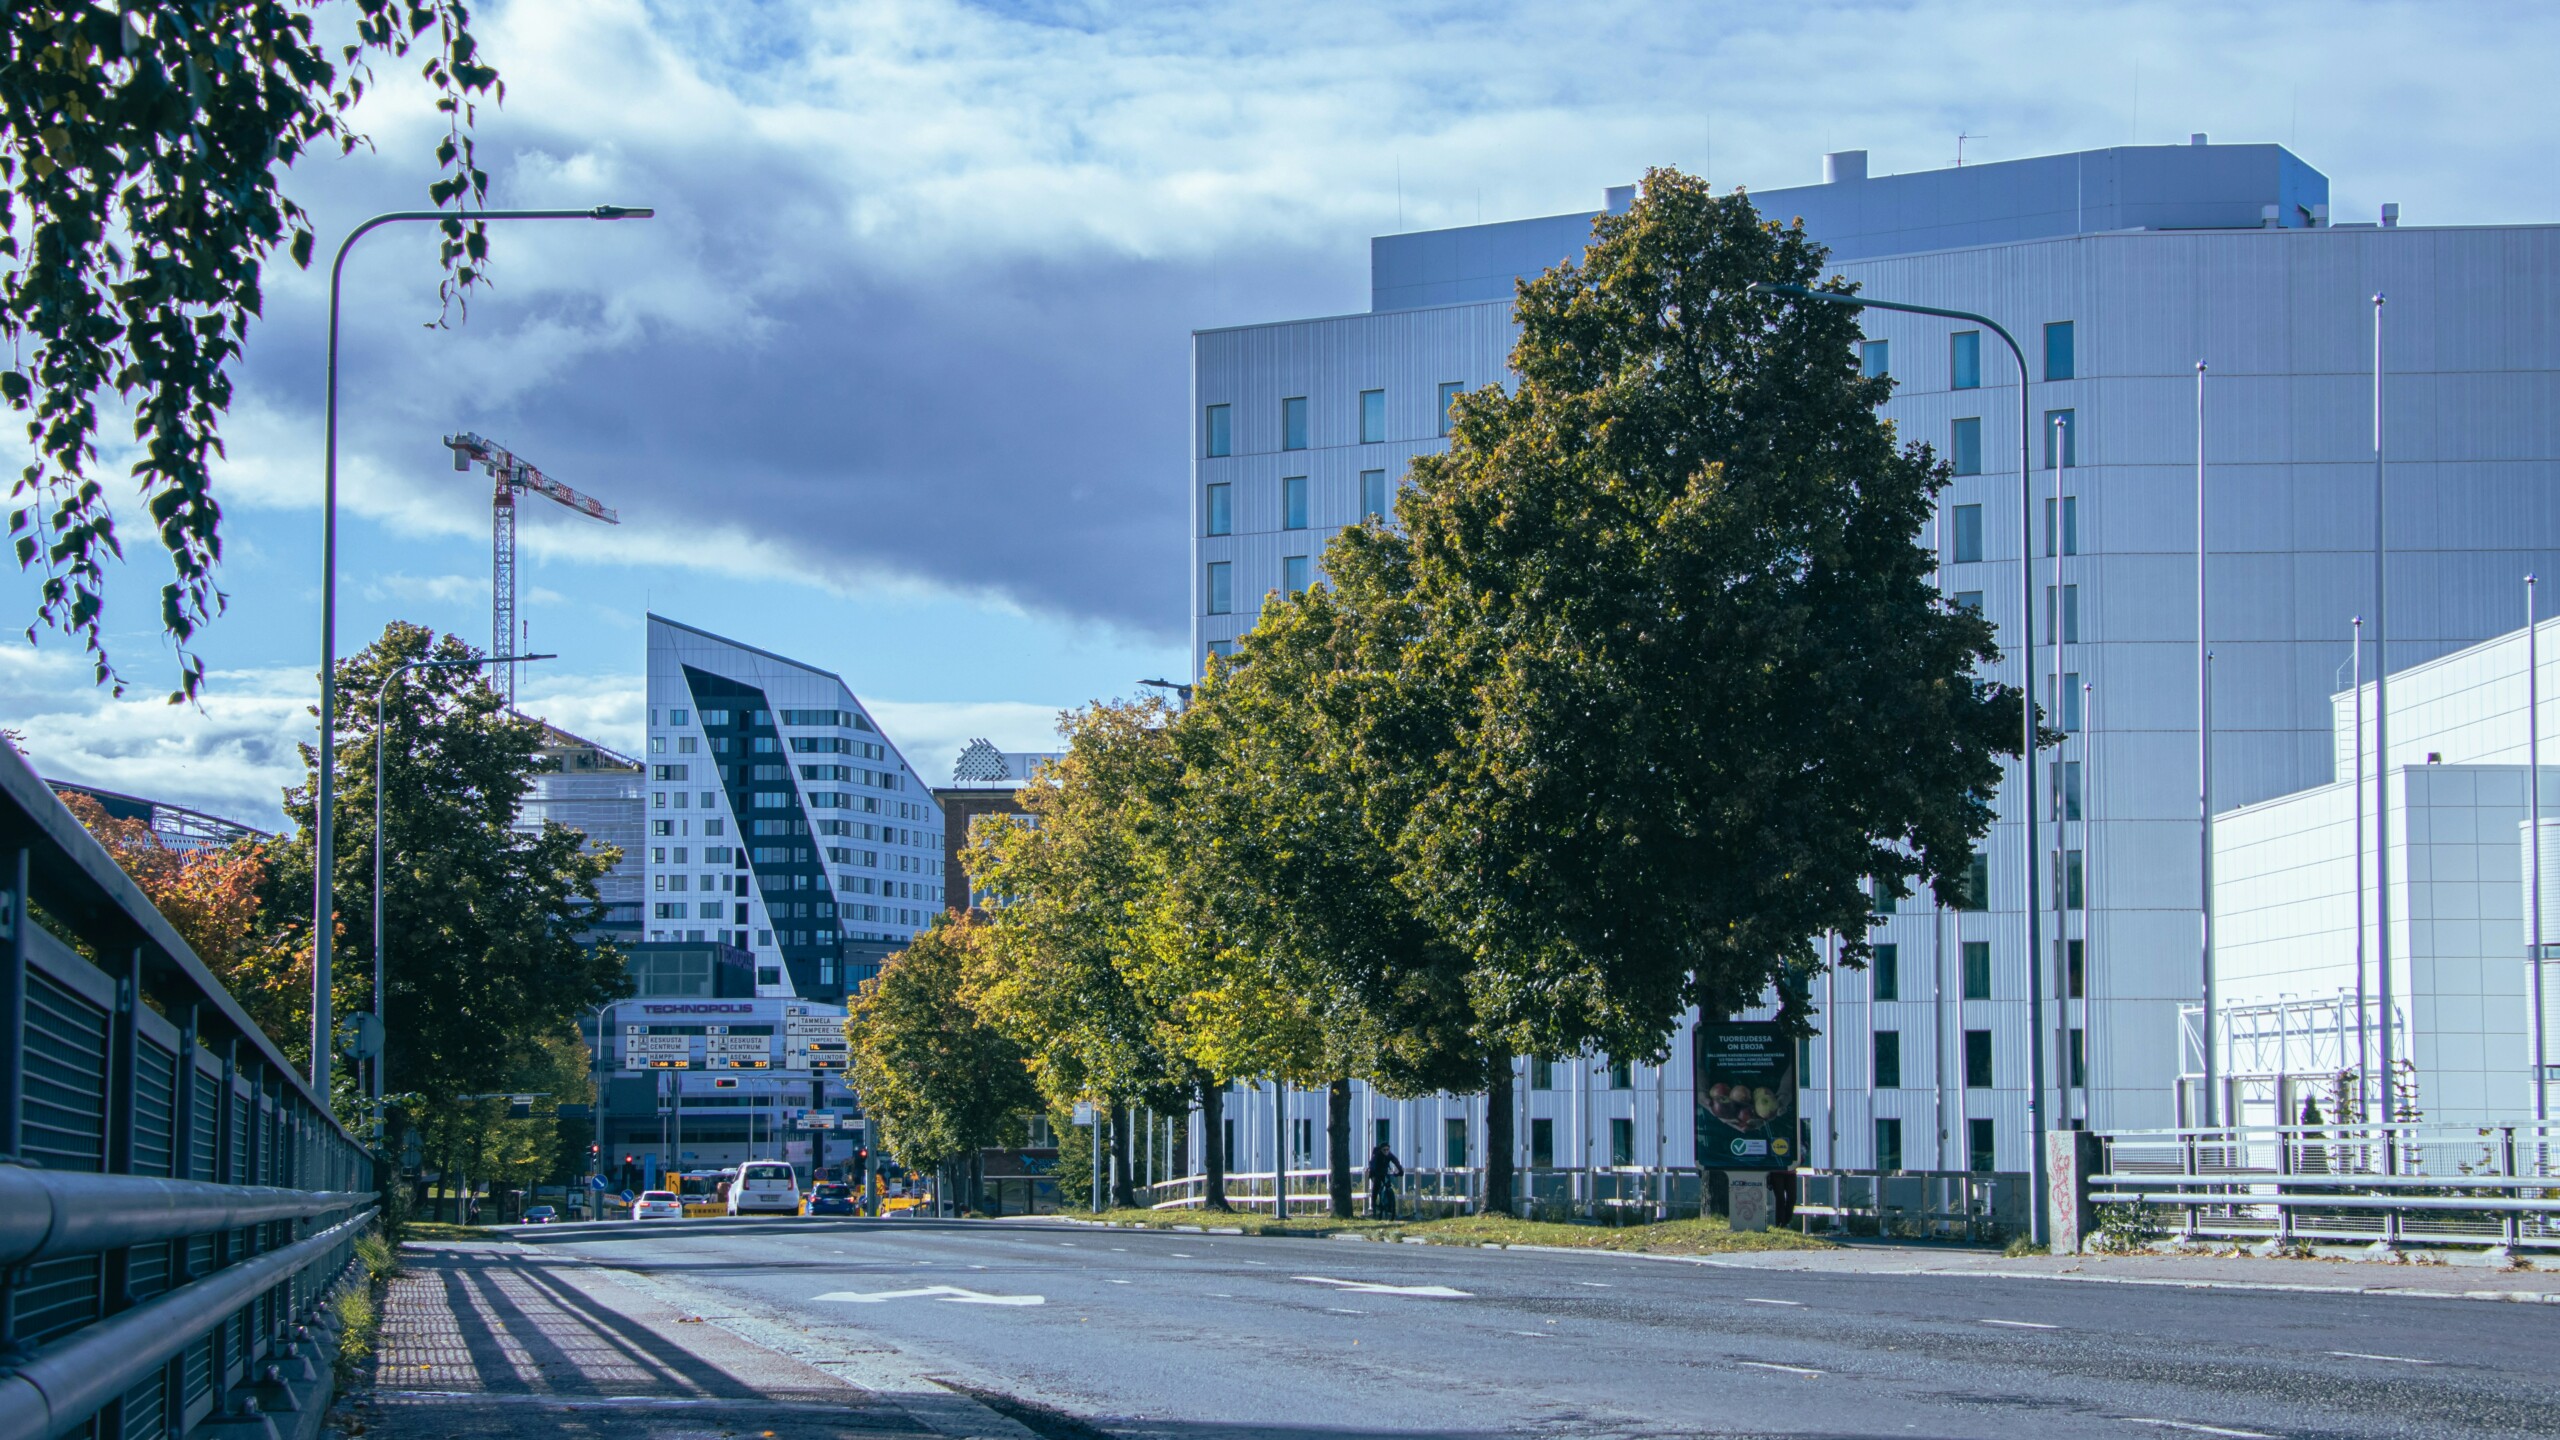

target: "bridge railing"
[0,742,376,1439]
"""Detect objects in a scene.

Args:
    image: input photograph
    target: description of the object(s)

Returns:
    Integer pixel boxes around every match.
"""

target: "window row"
[1943,409,2076,480]
[1203,557,1314,615]
[1203,470,1398,537]
[1202,382,1467,458]
[1863,938,2090,1004]
[1857,320,2075,388]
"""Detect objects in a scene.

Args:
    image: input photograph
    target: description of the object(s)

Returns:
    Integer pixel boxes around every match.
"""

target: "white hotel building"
[1190,139,2560,1179]
[643,615,947,1005]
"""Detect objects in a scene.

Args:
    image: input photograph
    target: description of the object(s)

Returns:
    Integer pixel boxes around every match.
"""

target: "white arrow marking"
[1292,1276,1473,1298]
[813,1286,1044,1306]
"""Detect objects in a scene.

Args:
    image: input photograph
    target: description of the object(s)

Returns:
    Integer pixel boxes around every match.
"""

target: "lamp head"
[591,205,656,221]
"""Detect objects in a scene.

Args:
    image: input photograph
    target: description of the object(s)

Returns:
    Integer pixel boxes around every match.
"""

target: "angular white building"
[644,615,947,1004]
[1190,138,2560,1180]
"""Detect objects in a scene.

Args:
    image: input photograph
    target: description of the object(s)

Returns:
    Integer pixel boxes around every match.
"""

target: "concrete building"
[644,615,948,1004]
[933,738,1064,914]
[515,724,645,948]
[1189,137,2560,1179]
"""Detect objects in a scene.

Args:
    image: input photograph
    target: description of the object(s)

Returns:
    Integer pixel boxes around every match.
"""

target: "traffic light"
[851,1147,869,1182]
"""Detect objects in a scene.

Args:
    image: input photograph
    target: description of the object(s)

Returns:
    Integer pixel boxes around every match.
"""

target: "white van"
[727,1160,801,1216]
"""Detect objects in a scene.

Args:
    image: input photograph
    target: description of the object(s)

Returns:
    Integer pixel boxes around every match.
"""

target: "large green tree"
[847,915,1040,1208]
[1321,167,2021,1068]
[4,0,500,699]
[263,620,624,1114]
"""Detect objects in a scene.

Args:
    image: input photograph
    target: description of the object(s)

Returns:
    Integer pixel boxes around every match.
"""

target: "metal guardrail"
[2091,1123,2560,1251]
[1793,1169,2030,1242]
[0,742,377,1438]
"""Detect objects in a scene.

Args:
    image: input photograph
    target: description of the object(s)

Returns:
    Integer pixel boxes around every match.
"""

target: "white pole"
[2353,619,2370,1123]
[2374,295,2397,1164]
[2529,576,2549,1124]
[1823,933,1838,1168]
[2082,678,2098,1123]
[2197,360,2219,1129]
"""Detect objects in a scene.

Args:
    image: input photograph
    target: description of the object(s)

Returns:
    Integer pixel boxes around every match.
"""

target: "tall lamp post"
[370,651,555,1112]
[313,204,653,1094]
[1752,282,2048,1246]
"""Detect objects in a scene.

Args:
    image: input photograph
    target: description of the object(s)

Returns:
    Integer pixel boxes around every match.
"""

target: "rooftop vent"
[2191,132,2208,146]
[1604,184,1637,214]
[1823,150,1867,185]
[2381,202,2401,228]
[2261,204,2280,229]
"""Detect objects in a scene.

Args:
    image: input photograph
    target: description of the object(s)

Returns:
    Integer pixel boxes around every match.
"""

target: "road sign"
[336,1012,384,1061]
[704,1036,770,1055]
[627,1035,689,1054]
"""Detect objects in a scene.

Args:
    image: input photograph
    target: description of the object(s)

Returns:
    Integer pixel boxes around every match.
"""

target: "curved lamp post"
[1751,282,2048,1247]
[312,204,652,1096]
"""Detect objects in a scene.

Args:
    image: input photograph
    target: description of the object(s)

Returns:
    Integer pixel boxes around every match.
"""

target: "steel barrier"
[1793,1169,2030,1242]
[0,741,377,1438]
[2090,1123,2560,1251]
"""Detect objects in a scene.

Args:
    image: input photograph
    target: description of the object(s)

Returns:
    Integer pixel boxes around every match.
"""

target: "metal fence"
[2092,1122,2560,1251]
[0,744,376,1438]
[1792,1169,2030,1242]
[1141,1165,1704,1220]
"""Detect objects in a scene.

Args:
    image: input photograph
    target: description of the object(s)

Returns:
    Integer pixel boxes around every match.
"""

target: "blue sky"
[8,0,2557,829]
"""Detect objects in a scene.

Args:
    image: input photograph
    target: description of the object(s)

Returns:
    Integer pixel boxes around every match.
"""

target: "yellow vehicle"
[881,1194,928,1215]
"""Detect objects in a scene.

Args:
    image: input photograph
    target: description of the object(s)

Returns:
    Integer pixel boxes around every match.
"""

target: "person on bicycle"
[1366,1142,1404,1219]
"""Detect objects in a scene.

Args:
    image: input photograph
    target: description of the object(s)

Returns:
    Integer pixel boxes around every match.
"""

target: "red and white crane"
[443,432,619,708]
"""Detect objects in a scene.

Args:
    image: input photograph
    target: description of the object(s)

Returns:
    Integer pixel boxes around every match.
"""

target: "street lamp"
[1137,677,1194,707]
[313,204,653,1095]
[370,651,555,1115]
[1751,281,2049,1247]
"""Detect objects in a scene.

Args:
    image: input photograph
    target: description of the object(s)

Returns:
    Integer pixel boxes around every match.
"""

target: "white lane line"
[1327,1307,1367,1314]
[1108,1279,1131,1285]
[1172,1253,1194,1258]
[2122,1422,2271,1439]
[1981,1318,2059,1329]
[1575,1281,1610,1288]
[2327,1350,2439,1366]
[1293,1275,1473,1298]
[1243,1259,1270,1266]
[812,1286,1045,1307]
[1509,1330,1549,1339]
[1210,1293,1232,1298]
[1738,1361,1823,1378]
[1741,1298,1804,1307]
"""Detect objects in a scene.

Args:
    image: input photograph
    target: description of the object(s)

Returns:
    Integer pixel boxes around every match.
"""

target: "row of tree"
[850,172,2026,1215]
[50,620,626,1222]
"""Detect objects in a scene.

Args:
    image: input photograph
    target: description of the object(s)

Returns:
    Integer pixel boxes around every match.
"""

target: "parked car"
[522,1205,559,1224]
[631,1190,683,1220]
[727,1160,802,1217]
[803,1182,857,1217]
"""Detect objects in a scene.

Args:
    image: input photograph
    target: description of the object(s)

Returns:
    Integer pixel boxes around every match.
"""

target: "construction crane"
[443,432,619,708]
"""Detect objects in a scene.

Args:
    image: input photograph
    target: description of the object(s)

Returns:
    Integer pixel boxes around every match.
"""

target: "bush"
[2091,1202,2165,1254]
[332,1284,378,1382]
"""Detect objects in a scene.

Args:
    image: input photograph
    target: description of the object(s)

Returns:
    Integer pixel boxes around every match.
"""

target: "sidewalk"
[1632,1238,2560,1301]
[339,1241,941,1439]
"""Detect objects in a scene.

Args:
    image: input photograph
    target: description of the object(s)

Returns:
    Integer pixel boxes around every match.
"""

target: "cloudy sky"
[7,0,2556,829]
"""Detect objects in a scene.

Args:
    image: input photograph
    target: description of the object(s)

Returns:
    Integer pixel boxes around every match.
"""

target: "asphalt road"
[527,1219,2560,1440]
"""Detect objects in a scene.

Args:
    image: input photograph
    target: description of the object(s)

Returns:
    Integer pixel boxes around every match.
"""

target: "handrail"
[0,1207,376,1439]
[0,1165,373,1267]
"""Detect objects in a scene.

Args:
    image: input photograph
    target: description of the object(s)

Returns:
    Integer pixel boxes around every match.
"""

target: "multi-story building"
[933,738,1064,913]
[515,724,645,948]
[644,615,947,1004]
[1189,138,2560,1179]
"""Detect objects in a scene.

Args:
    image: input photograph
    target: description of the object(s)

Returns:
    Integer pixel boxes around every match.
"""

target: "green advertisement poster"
[1693,1021,1799,1171]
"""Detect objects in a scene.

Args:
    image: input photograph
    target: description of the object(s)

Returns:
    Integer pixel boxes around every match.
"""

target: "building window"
[1875,1117,1904,1172]
[1963,940,1992,999]
[1873,1030,1902,1089]
[2044,320,2075,382]
[1443,1117,1468,1168]
[2059,848,2085,909]
[1873,943,1899,1001]
[1530,1117,1554,1168]
[758,966,782,986]
[1283,555,1311,594]
[1859,339,1889,379]
[1281,396,1308,451]
[1950,417,1983,477]
[1609,1117,1635,1167]
[1608,1058,1632,1090]
[1293,1117,1314,1162]
[1954,589,1984,613]
[1437,381,1462,436]
[1360,469,1388,522]
[1206,561,1233,615]
[1870,879,1896,915]
[2043,495,2078,556]
[1968,1117,1997,1172]
[1282,475,1309,530]
[2043,408,2077,469]
[1374,1118,1392,1151]
[1530,1057,1553,1090]
[1359,388,1386,443]
[1964,1030,1994,1089]
[1205,404,1231,458]
[2069,1028,2087,1088]
[1961,854,1991,913]
[2047,584,2080,644]
[1223,1119,1235,1171]
[1205,483,1233,536]
[2061,673,2082,731]
[1950,503,1983,564]
[2066,938,2086,999]
[2052,760,2082,822]
[1952,331,1982,390]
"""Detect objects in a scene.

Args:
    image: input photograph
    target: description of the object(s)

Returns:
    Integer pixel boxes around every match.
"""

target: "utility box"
[1728,1171,1771,1232]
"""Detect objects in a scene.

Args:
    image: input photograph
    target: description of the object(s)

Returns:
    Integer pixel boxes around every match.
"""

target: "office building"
[644,615,948,1004]
[515,724,645,948]
[933,737,1064,913]
[1190,138,2560,1177]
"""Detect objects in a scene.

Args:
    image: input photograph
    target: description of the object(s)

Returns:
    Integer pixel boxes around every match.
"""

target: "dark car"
[803,1182,857,1217]
[522,1205,559,1224]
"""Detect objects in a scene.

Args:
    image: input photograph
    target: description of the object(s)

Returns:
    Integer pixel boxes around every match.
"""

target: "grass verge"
[334,1231,401,1384]
[1062,1207,1831,1254]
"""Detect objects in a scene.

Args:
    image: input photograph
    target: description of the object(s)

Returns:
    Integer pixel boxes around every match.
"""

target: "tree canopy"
[846,914,1038,1178]
[4,0,501,699]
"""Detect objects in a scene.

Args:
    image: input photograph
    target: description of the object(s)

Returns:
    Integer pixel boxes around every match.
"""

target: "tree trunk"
[1110,1104,1139,1210]
[1484,1052,1517,1217]
[1327,1078,1355,1218]
[1201,1081,1231,1212]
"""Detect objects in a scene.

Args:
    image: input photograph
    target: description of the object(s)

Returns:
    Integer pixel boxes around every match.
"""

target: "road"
[519,1219,2560,1440]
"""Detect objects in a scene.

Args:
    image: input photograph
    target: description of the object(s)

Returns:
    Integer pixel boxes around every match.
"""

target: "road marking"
[2123,1422,2271,1438]
[813,1286,1044,1307]
[1243,1259,1270,1266]
[1738,1361,1823,1378]
[1327,1307,1366,1314]
[1108,1279,1131,1285]
[2327,1350,2438,1366]
[1575,1281,1610,1288]
[1509,1330,1549,1338]
[1981,1319,2059,1329]
[1172,1253,1194,1258]
[1210,1293,1232,1298]
[1293,1276,1473,1298]
[1742,1298,1804,1307]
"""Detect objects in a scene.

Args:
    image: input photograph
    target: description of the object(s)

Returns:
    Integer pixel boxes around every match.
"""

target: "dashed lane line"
[1737,1361,1823,1378]
[1981,1318,2059,1329]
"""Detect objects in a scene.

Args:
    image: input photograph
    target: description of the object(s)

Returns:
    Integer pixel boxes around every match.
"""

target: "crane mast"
[443,432,620,707]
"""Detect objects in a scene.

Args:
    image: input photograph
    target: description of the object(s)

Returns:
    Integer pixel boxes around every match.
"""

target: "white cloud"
[864,698,1071,786]
[3,647,315,831]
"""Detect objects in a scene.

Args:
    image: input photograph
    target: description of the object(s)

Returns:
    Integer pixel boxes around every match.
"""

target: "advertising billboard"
[1693,1021,1799,1171]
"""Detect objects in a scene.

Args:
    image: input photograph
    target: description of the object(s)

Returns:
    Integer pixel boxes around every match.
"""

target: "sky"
[8,0,2559,830]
